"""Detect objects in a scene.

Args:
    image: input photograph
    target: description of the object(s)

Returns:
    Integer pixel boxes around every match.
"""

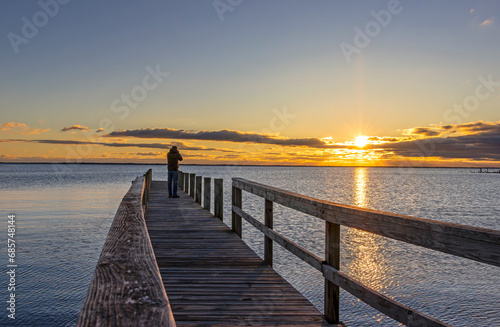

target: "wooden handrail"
[78,173,176,327]
[232,178,500,267]
[232,177,500,326]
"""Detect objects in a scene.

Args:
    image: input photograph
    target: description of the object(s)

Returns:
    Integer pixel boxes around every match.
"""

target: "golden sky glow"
[1,2,499,167]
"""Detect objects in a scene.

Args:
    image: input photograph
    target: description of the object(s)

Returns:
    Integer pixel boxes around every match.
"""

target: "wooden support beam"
[264,199,273,267]
[189,173,195,198]
[214,179,223,221]
[195,176,202,204]
[232,186,242,238]
[324,222,340,324]
[204,177,211,211]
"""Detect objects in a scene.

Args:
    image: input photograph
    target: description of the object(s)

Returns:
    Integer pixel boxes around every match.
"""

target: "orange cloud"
[0,122,50,135]
[480,17,494,26]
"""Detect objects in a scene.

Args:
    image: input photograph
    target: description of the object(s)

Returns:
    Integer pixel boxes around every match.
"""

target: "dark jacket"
[167,148,183,171]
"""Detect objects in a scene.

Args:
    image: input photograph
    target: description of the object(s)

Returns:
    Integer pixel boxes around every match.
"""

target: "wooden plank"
[264,199,273,267]
[195,176,202,204]
[324,222,340,324]
[233,206,323,272]
[231,186,242,238]
[145,181,327,326]
[203,177,211,211]
[214,178,223,221]
[189,173,195,198]
[322,265,450,327]
[232,178,500,267]
[78,176,175,327]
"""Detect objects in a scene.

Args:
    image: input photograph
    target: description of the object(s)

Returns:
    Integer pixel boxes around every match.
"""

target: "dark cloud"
[372,125,500,161]
[61,125,89,132]
[407,127,441,137]
[105,127,345,149]
[0,139,235,152]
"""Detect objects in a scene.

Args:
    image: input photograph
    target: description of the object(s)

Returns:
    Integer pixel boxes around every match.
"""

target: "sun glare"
[355,135,369,147]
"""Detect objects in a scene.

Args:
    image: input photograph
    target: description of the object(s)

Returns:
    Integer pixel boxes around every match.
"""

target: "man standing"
[167,145,183,198]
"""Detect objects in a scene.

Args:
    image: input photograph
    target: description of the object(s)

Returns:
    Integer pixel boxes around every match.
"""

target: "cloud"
[0,138,236,152]
[136,152,162,157]
[407,127,441,137]
[1,122,50,135]
[403,121,499,138]
[105,127,345,149]
[61,125,89,132]
[96,128,104,133]
[2,120,499,164]
[480,17,494,26]
[373,121,500,161]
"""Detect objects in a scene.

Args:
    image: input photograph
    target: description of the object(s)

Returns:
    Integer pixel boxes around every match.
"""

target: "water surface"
[0,164,498,326]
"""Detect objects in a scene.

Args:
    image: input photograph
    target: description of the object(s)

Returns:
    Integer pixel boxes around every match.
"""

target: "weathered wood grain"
[322,265,450,327]
[231,186,242,238]
[203,177,211,211]
[178,171,184,191]
[214,178,223,221]
[77,176,175,327]
[324,222,340,324]
[232,206,323,272]
[264,199,273,267]
[145,181,330,326]
[195,176,202,204]
[189,173,195,198]
[233,178,500,267]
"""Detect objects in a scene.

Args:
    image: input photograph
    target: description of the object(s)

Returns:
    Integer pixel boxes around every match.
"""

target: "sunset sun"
[354,135,369,147]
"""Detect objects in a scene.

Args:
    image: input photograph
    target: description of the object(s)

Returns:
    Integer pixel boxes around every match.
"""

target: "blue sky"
[1,1,499,165]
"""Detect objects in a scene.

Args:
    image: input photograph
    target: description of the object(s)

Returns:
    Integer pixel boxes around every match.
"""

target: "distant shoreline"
[1,162,498,169]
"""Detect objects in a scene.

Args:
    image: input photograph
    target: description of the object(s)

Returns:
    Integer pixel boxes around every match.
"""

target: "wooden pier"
[78,169,500,327]
[146,181,327,326]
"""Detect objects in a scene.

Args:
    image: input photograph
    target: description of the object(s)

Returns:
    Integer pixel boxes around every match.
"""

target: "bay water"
[0,164,498,326]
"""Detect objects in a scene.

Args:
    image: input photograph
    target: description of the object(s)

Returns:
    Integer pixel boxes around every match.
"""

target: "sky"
[1,0,499,166]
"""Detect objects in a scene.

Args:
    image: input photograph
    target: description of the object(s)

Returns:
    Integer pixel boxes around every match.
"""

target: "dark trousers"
[168,170,178,196]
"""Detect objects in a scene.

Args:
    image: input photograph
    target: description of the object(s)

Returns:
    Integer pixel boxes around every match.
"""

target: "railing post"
[232,185,242,238]
[189,173,195,198]
[214,179,223,221]
[264,199,273,267]
[178,171,183,191]
[195,176,202,204]
[204,177,211,211]
[142,169,152,210]
[184,172,189,193]
[325,222,340,324]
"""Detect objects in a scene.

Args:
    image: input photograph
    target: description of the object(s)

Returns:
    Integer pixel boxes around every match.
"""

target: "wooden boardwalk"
[145,181,329,326]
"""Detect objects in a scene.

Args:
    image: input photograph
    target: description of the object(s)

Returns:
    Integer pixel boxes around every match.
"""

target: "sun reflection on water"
[354,167,367,208]
[344,167,388,293]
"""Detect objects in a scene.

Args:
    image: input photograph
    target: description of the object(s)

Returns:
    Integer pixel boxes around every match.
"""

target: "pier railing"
[178,171,224,221]
[230,177,500,326]
[77,169,175,327]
